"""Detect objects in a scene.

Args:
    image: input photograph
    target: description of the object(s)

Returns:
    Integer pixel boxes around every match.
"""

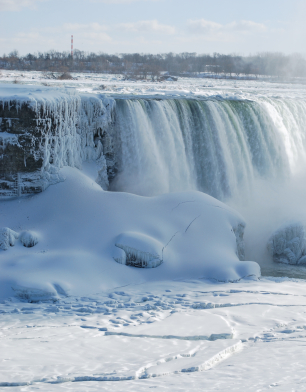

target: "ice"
[233,222,245,261]
[0,84,115,196]
[114,232,163,268]
[268,222,306,265]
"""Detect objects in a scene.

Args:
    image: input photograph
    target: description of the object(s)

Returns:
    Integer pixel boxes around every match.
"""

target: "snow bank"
[268,222,306,265]
[0,167,260,301]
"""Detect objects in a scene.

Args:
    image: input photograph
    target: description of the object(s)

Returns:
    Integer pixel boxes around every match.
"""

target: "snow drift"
[0,167,260,301]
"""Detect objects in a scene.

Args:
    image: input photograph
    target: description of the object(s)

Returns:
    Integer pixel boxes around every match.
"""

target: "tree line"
[1,50,306,79]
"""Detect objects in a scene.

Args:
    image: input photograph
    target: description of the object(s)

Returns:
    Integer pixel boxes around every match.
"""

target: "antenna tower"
[71,35,73,58]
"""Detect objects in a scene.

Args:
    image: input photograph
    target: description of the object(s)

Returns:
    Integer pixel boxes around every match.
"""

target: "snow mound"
[0,228,19,250]
[19,231,39,248]
[12,284,59,302]
[0,167,260,301]
[268,222,306,265]
[114,232,163,268]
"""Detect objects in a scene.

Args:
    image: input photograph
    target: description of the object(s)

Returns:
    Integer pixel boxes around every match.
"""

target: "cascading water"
[110,96,306,277]
[110,97,306,200]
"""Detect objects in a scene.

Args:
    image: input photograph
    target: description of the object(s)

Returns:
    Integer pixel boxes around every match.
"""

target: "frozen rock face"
[233,223,245,261]
[0,227,19,250]
[268,222,306,265]
[0,85,116,198]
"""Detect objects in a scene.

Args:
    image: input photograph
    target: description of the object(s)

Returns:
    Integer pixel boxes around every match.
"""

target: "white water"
[111,97,306,200]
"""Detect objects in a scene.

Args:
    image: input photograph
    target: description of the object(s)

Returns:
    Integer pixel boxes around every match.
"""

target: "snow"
[19,231,39,248]
[0,166,259,301]
[104,311,233,340]
[1,277,306,390]
[2,69,306,100]
[0,227,19,250]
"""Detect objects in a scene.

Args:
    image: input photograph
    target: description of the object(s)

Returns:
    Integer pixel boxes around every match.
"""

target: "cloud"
[187,19,267,41]
[119,20,175,35]
[62,22,108,33]
[0,0,44,11]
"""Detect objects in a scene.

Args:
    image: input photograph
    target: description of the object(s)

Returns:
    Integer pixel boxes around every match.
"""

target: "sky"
[0,0,305,56]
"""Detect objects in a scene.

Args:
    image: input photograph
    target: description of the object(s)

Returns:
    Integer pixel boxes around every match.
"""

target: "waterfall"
[110,97,306,200]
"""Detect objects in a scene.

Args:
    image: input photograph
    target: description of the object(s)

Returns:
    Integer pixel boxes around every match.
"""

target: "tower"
[71,35,73,59]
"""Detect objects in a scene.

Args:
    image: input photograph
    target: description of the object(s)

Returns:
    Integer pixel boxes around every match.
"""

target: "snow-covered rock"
[268,222,306,265]
[0,227,19,250]
[114,232,163,268]
[19,231,39,248]
[0,167,260,300]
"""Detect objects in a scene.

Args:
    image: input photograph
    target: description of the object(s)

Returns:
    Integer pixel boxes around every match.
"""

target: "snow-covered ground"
[2,71,306,391]
[1,69,306,100]
[1,277,306,391]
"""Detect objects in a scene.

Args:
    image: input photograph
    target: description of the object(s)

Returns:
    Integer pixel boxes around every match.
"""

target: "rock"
[0,227,19,250]
[268,222,306,265]
[19,231,38,248]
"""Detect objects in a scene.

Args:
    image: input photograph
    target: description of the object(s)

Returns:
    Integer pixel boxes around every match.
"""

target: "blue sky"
[0,0,305,55]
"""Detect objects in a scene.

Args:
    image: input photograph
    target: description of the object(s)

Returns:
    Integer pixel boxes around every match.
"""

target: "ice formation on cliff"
[0,85,115,197]
[268,222,306,265]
